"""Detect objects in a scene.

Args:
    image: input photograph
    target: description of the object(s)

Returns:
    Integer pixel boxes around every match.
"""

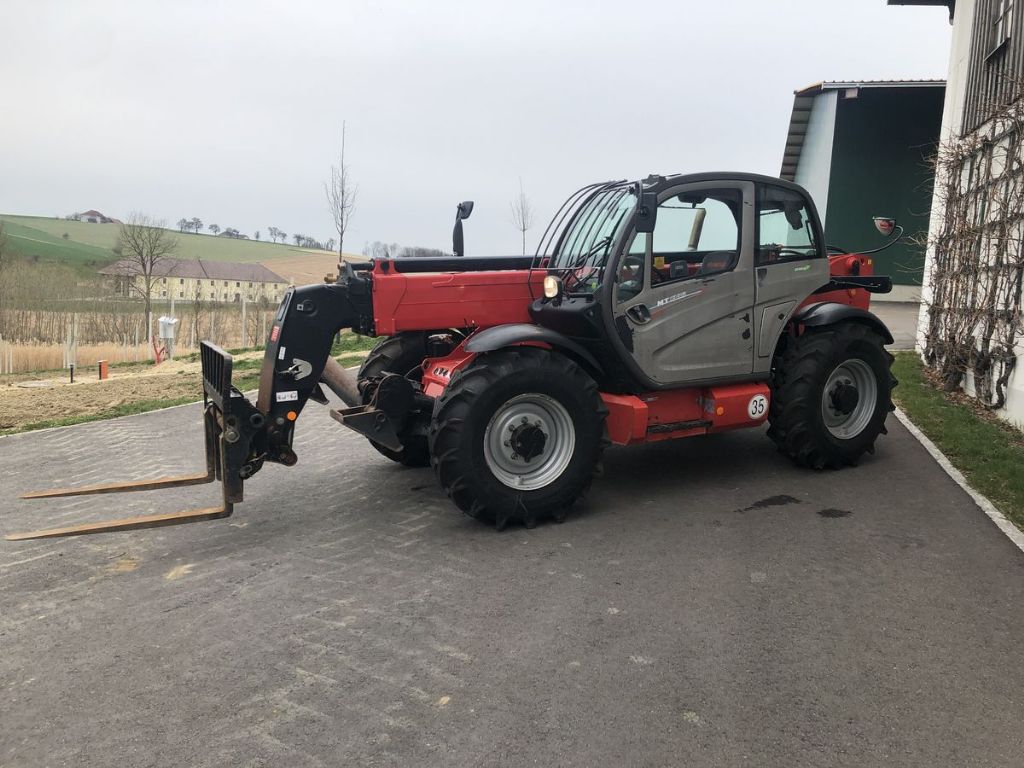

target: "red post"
[98,360,109,380]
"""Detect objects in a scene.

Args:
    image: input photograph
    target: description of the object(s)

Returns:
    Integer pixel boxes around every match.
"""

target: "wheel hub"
[821,359,878,439]
[830,382,860,415]
[510,423,547,462]
[483,393,576,490]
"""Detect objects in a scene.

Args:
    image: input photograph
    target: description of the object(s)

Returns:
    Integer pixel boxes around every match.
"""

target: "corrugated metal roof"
[794,79,946,97]
[100,257,286,283]
[780,79,945,181]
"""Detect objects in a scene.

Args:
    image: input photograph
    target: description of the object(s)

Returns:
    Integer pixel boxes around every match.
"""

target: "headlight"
[543,275,563,299]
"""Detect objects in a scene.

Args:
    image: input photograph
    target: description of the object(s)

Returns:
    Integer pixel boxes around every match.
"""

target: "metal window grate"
[993,0,1014,52]
[964,0,1023,131]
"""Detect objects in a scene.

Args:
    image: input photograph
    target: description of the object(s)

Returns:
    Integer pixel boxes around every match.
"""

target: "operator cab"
[533,173,830,390]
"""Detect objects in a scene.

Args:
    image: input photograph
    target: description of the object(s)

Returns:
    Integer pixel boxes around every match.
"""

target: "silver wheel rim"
[821,358,877,439]
[483,393,576,490]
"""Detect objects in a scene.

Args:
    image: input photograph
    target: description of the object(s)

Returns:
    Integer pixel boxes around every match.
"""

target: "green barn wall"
[825,87,944,285]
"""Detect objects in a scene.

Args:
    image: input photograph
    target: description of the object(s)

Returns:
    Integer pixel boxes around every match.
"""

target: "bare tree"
[509,178,535,256]
[364,240,402,259]
[0,223,9,324]
[208,223,220,236]
[191,217,203,234]
[189,275,208,348]
[293,233,303,246]
[402,245,447,258]
[325,121,358,261]
[116,213,178,343]
[176,218,188,232]
[0,222,8,278]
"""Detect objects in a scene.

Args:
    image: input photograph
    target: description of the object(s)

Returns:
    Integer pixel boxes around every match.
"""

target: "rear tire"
[429,347,608,530]
[358,333,431,467]
[768,323,895,469]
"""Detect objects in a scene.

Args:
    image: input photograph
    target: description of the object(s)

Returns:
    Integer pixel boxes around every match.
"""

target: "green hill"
[0,217,114,268]
[0,214,338,273]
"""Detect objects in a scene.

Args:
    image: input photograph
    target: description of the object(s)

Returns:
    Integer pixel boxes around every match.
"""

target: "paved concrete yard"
[872,301,920,351]
[2,396,1022,767]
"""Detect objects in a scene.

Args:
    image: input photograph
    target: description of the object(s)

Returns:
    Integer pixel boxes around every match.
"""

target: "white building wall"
[917,0,1024,428]
[916,0,976,351]
[793,90,839,226]
[133,275,285,304]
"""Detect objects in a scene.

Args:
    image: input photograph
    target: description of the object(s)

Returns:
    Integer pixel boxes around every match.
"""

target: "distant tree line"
[176,217,204,234]
[363,241,447,259]
[170,219,337,249]
[287,234,336,251]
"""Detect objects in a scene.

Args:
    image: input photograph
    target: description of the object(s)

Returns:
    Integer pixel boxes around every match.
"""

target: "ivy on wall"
[924,78,1024,409]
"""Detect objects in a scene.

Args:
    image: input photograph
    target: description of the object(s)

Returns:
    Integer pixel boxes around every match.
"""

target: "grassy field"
[1,214,328,261]
[0,214,361,283]
[0,217,114,268]
[892,353,1024,532]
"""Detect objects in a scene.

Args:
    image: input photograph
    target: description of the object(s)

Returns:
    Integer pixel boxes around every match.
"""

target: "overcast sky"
[2,1,953,256]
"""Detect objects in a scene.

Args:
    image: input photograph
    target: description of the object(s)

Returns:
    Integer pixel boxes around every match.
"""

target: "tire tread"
[429,347,608,529]
[768,323,896,469]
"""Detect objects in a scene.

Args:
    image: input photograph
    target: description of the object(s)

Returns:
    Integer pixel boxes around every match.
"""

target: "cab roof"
[641,171,811,195]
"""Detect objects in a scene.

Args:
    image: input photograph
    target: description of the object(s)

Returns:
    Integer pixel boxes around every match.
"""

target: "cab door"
[611,180,756,385]
[751,183,831,375]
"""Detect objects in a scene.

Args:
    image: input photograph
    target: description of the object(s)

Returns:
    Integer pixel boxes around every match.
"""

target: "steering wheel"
[776,248,809,260]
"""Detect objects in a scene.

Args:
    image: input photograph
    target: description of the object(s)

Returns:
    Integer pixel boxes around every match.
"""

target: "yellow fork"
[7,468,233,541]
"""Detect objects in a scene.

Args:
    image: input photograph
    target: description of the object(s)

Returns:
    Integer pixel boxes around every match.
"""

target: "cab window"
[617,187,742,302]
[756,185,820,264]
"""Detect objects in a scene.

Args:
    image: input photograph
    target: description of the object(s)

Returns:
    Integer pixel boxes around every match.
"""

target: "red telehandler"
[9,173,898,539]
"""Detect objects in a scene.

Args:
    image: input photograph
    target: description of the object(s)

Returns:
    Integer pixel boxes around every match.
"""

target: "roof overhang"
[887,0,954,21]
[794,79,946,98]
[781,93,815,181]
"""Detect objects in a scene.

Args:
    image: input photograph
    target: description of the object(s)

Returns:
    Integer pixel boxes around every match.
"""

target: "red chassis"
[371,252,877,448]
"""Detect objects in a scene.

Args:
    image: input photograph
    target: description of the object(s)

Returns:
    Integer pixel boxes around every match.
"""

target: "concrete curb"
[894,407,1024,554]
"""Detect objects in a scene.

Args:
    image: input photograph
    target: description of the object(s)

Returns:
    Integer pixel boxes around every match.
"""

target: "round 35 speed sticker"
[747,394,768,419]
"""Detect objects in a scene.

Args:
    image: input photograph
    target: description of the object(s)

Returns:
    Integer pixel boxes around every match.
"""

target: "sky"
[1,0,954,257]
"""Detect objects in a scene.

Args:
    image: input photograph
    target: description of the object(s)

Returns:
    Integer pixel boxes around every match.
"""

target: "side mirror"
[635,191,658,234]
[857,216,904,256]
[873,216,896,236]
[453,200,475,257]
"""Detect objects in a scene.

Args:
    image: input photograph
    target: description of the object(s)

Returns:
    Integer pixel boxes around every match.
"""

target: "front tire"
[429,347,608,530]
[768,323,895,469]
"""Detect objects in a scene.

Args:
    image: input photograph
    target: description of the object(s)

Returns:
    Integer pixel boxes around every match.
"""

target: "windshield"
[548,185,636,293]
